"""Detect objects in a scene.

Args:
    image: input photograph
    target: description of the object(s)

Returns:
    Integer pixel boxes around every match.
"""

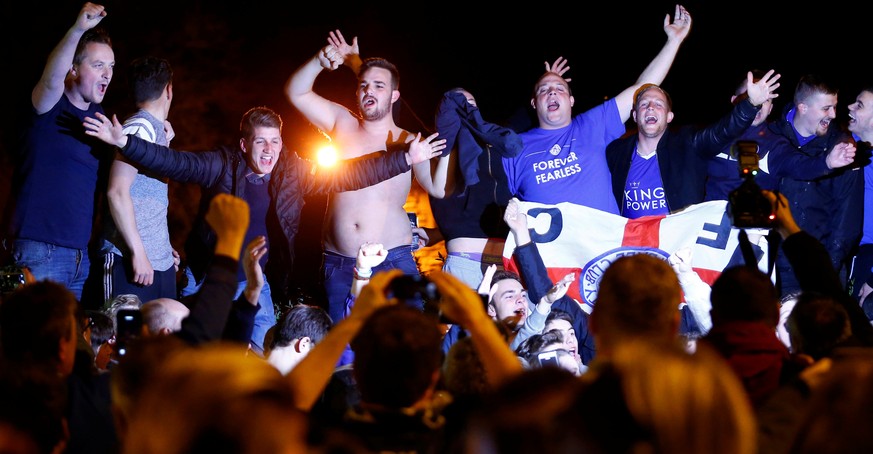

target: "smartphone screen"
[537,350,559,367]
[408,212,420,251]
[115,309,143,357]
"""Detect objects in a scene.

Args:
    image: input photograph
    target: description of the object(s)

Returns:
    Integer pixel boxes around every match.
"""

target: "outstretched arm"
[614,4,692,121]
[33,2,107,113]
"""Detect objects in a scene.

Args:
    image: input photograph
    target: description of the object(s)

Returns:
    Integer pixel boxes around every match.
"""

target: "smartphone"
[115,309,143,357]
[537,350,560,368]
[408,212,420,251]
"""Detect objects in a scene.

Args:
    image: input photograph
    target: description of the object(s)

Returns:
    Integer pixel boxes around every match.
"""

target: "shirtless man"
[286,31,448,323]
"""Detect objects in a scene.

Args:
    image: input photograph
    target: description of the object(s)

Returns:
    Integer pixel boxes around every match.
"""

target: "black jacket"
[118,136,411,294]
[606,99,760,214]
[770,104,863,272]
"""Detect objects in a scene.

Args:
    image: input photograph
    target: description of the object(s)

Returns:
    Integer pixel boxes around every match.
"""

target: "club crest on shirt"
[579,247,669,308]
[549,144,562,156]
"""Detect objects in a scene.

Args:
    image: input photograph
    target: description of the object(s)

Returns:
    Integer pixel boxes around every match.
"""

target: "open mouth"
[645,115,658,124]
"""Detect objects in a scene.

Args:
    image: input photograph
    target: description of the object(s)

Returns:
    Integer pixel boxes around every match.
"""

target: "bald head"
[142,298,190,336]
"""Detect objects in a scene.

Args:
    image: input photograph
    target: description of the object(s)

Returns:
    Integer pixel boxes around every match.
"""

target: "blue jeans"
[12,239,89,301]
[322,245,420,324]
[180,266,275,353]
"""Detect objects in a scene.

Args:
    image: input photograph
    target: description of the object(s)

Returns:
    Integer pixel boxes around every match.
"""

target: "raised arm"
[614,4,692,121]
[431,270,524,387]
[284,39,351,133]
[176,194,249,345]
[327,29,361,74]
[33,2,107,113]
[221,236,268,347]
[287,269,399,411]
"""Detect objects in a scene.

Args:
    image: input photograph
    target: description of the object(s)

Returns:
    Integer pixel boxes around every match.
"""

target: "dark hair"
[442,336,490,398]
[269,304,333,350]
[128,56,173,105]
[710,265,779,326]
[240,106,283,140]
[351,305,442,408]
[85,310,115,352]
[491,269,521,286]
[788,292,852,360]
[794,74,838,106]
[0,281,77,368]
[488,269,523,306]
[74,27,112,65]
[545,308,574,327]
[516,329,565,364]
[358,57,400,91]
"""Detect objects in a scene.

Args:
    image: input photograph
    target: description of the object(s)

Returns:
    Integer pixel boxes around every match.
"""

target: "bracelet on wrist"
[354,266,373,280]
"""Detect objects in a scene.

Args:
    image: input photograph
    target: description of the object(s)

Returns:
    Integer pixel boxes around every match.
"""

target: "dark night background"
[1,0,868,302]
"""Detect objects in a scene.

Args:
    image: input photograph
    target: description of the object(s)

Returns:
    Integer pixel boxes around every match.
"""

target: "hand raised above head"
[327,29,359,61]
[205,193,250,242]
[318,45,342,71]
[429,270,492,328]
[544,56,571,82]
[243,236,268,287]
[746,69,781,107]
[664,4,692,42]
[78,2,107,31]
[478,264,497,297]
[542,272,575,305]
[503,197,528,233]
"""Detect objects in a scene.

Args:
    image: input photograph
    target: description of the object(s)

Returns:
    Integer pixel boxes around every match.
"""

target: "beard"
[361,103,391,122]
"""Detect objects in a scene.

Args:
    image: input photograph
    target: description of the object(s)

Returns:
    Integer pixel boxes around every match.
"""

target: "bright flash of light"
[317,145,338,167]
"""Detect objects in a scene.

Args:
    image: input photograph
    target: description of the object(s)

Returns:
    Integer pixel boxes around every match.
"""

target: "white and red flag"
[502,200,770,311]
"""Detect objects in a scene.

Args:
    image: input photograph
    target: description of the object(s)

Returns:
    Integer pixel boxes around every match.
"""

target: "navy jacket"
[771,104,863,274]
[431,90,522,241]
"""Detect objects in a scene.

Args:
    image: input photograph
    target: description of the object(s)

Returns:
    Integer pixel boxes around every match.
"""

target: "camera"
[388,274,440,302]
[727,140,775,229]
[0,265,27,294]
[115,309,143,358]
[387,274,451,323]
